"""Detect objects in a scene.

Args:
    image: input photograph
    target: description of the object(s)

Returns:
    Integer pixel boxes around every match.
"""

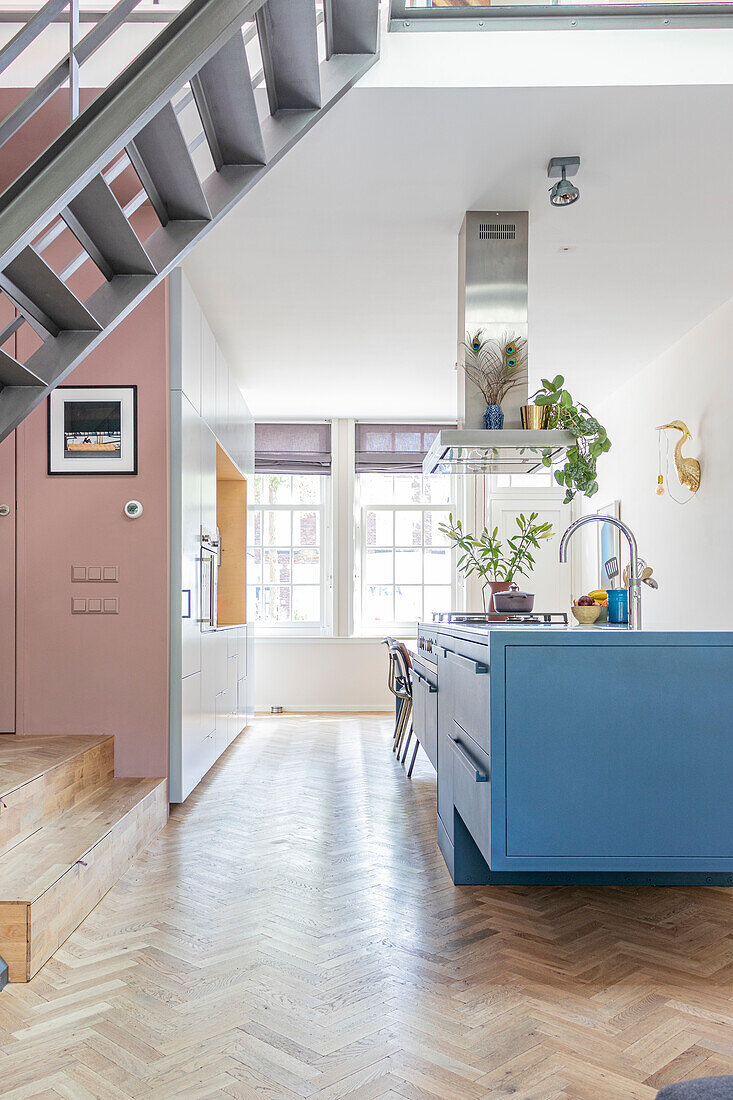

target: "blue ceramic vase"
[483,404,504,430]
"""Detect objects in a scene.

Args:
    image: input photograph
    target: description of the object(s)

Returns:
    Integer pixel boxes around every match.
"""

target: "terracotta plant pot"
[487,580,513,617]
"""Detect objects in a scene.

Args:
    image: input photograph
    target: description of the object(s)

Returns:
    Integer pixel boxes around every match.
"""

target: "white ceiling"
[183,81,733,419]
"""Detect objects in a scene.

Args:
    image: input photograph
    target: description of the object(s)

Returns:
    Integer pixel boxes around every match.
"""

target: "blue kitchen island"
[413,624,733,886]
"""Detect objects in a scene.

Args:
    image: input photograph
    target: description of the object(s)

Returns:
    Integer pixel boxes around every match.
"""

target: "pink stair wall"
[1,89,171,778]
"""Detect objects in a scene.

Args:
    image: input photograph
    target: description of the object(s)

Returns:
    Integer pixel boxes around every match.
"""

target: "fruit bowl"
[572,604,601,625]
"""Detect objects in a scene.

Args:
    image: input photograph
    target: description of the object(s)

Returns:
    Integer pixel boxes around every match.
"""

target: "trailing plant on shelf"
[533,374,611,504]
[462,329,528,429]
[439,513,554,612]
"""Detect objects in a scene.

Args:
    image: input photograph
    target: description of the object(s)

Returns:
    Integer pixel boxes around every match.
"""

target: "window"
[355,472,455,631]
[248,474,330,632]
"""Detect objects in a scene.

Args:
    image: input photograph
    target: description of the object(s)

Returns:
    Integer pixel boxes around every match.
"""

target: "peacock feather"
[462,330,528,407]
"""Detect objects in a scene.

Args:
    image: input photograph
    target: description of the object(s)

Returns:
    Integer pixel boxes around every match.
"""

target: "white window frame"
[353,469,461,636]
[248,471,333,637]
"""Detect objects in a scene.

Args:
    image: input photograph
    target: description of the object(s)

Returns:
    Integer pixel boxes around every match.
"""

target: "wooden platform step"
[0,736,167,982]
[0,734,114,859]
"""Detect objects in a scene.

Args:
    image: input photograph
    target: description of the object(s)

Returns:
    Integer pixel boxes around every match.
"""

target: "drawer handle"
[446,650,488,675]
[449,736,490,783]
[411,669,437,693]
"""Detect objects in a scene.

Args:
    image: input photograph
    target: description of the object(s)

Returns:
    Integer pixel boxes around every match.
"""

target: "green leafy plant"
[439,513,554,611]
[533,374,611,504]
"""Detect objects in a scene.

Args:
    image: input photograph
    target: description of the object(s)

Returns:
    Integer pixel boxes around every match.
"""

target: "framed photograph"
[48,386,137,475]
[596,499,622,589]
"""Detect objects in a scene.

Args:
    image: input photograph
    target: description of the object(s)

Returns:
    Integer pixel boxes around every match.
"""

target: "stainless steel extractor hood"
[424,211,574,475]
[424,428,573,476]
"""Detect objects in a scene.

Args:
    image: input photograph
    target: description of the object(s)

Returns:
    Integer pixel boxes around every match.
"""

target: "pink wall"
[14,284,171,777]
[2,90,171,778]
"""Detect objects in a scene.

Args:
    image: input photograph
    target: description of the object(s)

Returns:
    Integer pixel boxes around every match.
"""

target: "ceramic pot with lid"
[492,583,535,614]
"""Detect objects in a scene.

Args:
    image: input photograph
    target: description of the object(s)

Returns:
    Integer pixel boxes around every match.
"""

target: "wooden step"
[0,775,167,981]
[0,734,114,859]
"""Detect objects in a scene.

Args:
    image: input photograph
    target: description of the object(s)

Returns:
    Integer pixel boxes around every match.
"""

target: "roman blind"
[255,422,331,475]
[354,423,454,473]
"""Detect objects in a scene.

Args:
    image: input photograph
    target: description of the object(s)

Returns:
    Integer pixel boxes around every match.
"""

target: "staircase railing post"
[69,0,79,121]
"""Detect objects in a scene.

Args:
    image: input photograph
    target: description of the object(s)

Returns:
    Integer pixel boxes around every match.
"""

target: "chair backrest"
[382,637,398,695]
[389,643,412,700]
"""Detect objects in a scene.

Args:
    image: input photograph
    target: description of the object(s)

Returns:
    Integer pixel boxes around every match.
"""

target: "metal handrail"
[0,0,68,77]
[0,0,145,150]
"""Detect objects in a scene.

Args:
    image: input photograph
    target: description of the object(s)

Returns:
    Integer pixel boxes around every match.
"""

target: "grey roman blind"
[355,423,454,473]
[255,422,331,475]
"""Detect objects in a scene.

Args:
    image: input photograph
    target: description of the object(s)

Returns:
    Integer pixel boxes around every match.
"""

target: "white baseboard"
[254,704,393,714]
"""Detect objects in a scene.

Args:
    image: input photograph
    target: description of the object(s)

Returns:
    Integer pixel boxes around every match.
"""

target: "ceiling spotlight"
[547,156,580,207]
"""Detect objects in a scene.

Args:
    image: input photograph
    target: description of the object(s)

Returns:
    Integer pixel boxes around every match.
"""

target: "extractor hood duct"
[423,211,574,476]
[458,210,529,431]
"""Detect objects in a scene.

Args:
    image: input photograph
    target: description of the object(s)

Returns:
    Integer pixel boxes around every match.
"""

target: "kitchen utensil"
[604,557,619,586]
[571,604,601,625]
[607,589,629,624]
[493,584,535,613]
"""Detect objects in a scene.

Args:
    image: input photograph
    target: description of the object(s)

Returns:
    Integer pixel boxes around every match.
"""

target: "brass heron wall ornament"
[656,421,701,494]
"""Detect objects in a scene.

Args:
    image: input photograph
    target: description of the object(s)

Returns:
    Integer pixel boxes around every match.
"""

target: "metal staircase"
[0,0,379,440]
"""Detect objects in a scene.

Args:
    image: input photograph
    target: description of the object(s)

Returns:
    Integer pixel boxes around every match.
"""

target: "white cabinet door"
[201,315,217,429]
[227,708,242,746]
[181,672,203,798]
[237,626,247,681]
[201,423,217,541]
[201,730,216,774]
[201,629,227,738]
[215,343,229,445]
[181,275,202,413]
[226,630,239,660]
[227,652,237,695]
[215,689,230,756]
[237,675,248,720]
[180,395,202,679]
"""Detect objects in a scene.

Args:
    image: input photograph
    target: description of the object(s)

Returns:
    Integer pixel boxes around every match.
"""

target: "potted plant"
[532,374,611,504]
[462,329,527,429]
[439,512,554,612]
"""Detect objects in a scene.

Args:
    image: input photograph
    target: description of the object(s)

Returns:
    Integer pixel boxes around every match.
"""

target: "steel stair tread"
[0,346,45,387]
[256,0,321,113]
[0,776,166,903]
[191,29,266,168]
[0,247,101,338]
[64,174,157,278]
[126,102,212,224]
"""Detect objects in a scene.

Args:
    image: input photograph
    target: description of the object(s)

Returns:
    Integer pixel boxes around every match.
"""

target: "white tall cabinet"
[169,269,254,803]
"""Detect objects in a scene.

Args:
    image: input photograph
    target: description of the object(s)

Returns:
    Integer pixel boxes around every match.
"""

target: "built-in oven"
[199,527,220,632]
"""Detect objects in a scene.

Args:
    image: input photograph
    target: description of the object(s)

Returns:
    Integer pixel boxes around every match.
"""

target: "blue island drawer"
[450,721,491,864]
[411,664,437,770]
[445,648,490,754]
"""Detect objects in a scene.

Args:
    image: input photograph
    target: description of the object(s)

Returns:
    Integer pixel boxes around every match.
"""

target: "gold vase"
[520,404,550,429]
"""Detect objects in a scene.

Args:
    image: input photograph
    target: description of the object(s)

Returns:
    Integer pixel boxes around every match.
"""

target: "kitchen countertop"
[428,622,733,644]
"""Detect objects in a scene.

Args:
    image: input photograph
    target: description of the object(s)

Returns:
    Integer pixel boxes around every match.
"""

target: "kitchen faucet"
[558,514,644,630]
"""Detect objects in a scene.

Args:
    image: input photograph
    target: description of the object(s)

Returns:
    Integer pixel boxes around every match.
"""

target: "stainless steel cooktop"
[431,611,569,626]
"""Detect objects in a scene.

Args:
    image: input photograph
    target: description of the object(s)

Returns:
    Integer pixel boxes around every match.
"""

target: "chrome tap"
[558,514,643,630]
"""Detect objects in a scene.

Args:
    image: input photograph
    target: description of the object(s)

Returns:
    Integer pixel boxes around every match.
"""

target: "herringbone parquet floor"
[2,713,733,1099]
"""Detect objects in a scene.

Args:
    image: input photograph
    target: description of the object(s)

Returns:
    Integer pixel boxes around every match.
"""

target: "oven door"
[199,543,218,632]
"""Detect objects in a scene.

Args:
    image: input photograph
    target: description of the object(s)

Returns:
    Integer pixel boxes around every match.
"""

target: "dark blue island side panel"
[489,633,733,874]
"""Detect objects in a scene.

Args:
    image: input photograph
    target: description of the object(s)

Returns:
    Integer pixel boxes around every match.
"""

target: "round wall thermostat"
[124,500,143,519]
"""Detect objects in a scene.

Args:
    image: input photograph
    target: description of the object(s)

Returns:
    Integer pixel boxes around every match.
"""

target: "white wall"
[254,638,393,712]
[585,294,733,629]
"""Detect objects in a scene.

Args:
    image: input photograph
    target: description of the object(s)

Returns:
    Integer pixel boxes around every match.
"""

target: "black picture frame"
[47,385,138,476]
